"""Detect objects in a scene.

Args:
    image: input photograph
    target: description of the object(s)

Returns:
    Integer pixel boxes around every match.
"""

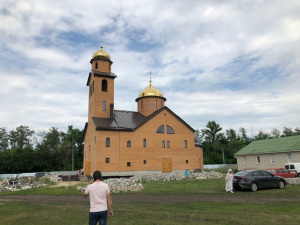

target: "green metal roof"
[235,135,300,156]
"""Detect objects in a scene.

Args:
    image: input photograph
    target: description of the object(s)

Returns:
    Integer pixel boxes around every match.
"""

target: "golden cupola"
[92,46,111,60]
[136,72,166,116]
[138,80,164,98]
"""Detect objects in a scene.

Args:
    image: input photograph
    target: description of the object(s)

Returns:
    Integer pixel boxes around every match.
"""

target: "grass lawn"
[1,178,300,225]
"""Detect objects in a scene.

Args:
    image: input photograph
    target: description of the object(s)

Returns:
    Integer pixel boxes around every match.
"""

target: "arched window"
[102,79,107,92]
[166,125,174,134]
[184,140,187,148]
[141,101,143,109]
[147,100,150,108]
[156,125,164,133]
[127,140,131,147]
[106,137,110,147]
[143,138,146,147]
[95,62,98,69]
[155,100,157,108]
[167,141,170,148]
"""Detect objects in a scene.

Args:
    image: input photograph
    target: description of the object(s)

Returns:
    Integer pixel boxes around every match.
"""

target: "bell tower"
[87,45,117,120]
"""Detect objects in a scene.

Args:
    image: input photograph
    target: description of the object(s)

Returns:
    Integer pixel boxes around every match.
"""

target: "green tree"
[0,127,9,151]
[226,129,237,141]
[271,128,280,138]
[9,125,35,149]
[282,127,294,137]
[255,130,270,140]
[295,127,300,135]
[201,121,222,144]
[238,127,252,144]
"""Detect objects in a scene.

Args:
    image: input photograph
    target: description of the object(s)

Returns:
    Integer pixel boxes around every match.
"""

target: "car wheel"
[278,180,285,189]
[250,182,258,192]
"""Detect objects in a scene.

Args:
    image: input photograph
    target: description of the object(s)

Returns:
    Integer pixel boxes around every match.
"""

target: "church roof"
[91,106,195,132]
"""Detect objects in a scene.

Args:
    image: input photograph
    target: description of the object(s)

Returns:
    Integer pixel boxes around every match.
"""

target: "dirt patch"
[0,193,298,205]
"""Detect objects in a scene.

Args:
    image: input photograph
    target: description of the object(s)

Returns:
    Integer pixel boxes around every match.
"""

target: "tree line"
[0,125,83,174]
[197,121,300,165]
[1,123,299,174]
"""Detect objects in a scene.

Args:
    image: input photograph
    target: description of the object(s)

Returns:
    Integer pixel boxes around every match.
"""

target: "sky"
[0,0,299,138]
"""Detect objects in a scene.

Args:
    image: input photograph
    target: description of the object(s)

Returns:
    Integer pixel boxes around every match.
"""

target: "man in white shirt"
[83,170,113,225]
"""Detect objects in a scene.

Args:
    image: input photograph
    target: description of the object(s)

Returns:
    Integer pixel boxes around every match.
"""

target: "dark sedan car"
[233,170,286,192]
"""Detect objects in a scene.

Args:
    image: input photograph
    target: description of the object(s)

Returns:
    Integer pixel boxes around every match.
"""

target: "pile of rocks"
[78,170,224,193]
[132,170,224,182]
[77,177,144,194]
[0,174,60,192]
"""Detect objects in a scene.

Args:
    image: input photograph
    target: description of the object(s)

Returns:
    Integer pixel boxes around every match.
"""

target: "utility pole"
[72,138,74,171]
[222,148,225,167]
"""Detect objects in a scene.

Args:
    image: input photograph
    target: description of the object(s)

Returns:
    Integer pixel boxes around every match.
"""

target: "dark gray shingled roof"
[92,110,146,131]
[90,106,195,133]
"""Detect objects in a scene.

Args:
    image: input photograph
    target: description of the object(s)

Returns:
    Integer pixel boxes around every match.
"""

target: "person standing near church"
[83,170,113,225]
[225,169,234,193]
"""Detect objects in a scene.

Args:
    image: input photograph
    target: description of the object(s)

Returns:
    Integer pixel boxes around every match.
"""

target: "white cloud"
[0,0,299,136]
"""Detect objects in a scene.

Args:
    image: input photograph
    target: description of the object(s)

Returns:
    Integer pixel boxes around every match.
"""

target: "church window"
[102,101,106,111]
[167,141,170,148]
[186,160,189,164]
[184,140,187,148]
[105,158,110,163]
[127,162,131,167]
[106,137,110,147]
[156,125,164,133]
[161,101,163,107]
[143,160,147,164]
[147,100,150,108]
[155,100,157,108]
[102,79,107,92]
[141,101,143,109]
[162,141,165,148]
[143,138,146,147]
[95,62,98,69]
[127,140,131,147]
[166,126,174,134]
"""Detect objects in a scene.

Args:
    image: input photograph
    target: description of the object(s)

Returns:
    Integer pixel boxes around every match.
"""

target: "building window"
[271,154,275,164]
[127,140,131,147]
[184,140,187,148]
[143,138,146,147]
[155,100,157,108]
[162,141,165,148]
[156,125,164,133]
[143,160,147,164]
[102,101,106,111]
[167,141,170,148]
[127,162,131,167]
[243,156,247,164]
[161,101,163,107]
[105,158,110,163]
[256,155,260,164]
[166,125,174,134]
[147,100,150,108]
[102,79,107,92]
[186,160,189,164]
[95,62,98,69]
[288,153,292,162]
[141,101,143,109]
[106,137,110,147]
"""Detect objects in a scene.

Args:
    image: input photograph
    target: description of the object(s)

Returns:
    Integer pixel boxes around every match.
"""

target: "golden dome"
[92,46,111,60]
[138,80,164,98]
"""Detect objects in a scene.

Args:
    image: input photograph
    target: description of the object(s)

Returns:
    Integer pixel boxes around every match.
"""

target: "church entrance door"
[161,158,172,173]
